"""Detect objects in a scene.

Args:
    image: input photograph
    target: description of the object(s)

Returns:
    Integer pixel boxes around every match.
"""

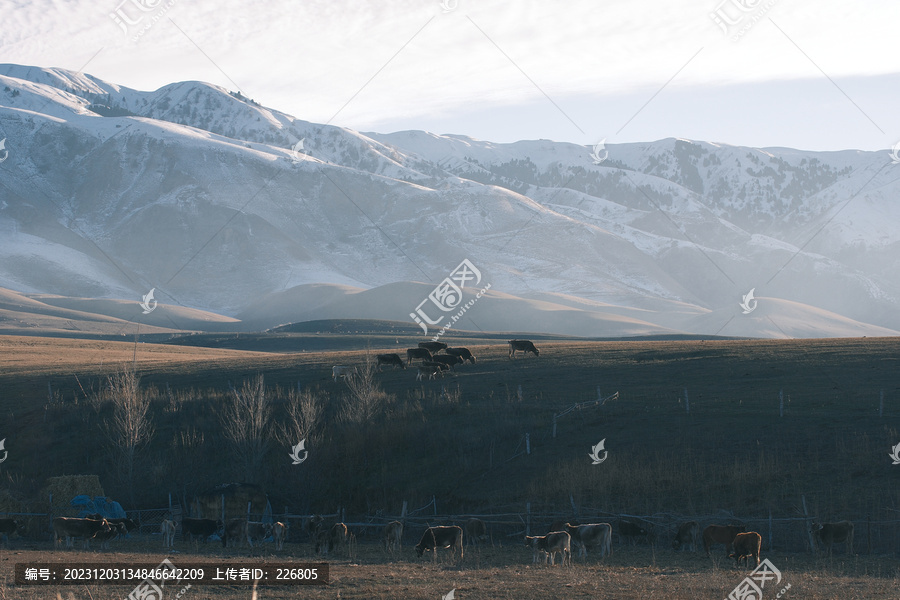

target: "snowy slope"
[0,64,897,338]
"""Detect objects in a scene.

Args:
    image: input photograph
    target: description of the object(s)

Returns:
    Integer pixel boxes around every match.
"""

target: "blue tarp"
[71,496,126,519]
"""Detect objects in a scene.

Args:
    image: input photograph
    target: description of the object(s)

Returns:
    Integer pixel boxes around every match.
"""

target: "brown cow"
[525,531,571,566]
[418,341,448,354]
[406,348,433,365]
[316,523,348,556]
[383,520,403,554]
[729,532,762,567]
[465,518,487,546]
[812,521,853,556]
[508,339,539,358]
[703,524,746,557]
[565,523,612,559]
[415,526,463,562]
[673,521,700,553]
[52,517,112,550]
[446,347,476,364]
[273,522,288,551]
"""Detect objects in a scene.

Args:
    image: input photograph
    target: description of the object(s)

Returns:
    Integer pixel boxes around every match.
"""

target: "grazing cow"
[383,520,403,554]
[376,353,406,369]
[308,515,325,539]
[812,521,854,556]
[245,521,272,548]
[182,518,221,547]
[730,532,762,567]
[317,523,348,556]
[52,517,112,549]
[565,523,612,559]
[0,518,17,543]
[332,365,356,382]
[85,514,137,533]
[525,531,572,566]
[273,522,288,551]
[415,526,464,562]
[618,519,651,545]
[465,518,487,546]
[161,519,176,548]
[446,347,476,364]
[431,354,463,369]
[416,365,442,381]
[703,524,746,557]
[422,360,450,372]
[223,519,248,548]
[673,521,700,552]
[418,341,448,354]
[95,522,127,550]
[508,339,539,358]
[406,348,433,365]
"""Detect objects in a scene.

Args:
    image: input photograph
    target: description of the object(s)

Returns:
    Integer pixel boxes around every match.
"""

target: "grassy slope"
[1,335,899,553]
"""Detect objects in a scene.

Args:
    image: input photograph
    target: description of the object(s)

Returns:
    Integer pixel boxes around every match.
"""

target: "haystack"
[40,475,105,515]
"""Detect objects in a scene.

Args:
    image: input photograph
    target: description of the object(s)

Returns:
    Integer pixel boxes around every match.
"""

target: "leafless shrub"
[219,374,272,481]
[341,354,391,425]
[280,387,324,446]
[101,367,154,505]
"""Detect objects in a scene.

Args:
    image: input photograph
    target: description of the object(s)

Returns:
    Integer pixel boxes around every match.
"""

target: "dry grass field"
[0,539,897,599]
[1,331,899,598]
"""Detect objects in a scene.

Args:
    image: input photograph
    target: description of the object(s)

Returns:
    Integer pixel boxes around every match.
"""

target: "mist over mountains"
[0,64,897,338]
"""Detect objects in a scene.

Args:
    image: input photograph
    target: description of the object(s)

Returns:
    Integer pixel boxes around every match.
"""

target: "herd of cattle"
[0,514,854,567]
[331,339,541,383]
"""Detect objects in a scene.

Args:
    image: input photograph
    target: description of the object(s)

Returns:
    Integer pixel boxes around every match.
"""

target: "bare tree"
[103,367,154,505]
[220,374,271,481]
[280,387,324,446]
[341,353,390,424]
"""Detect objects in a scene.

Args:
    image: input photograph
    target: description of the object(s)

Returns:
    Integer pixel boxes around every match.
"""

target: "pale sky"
[1,0,898,151]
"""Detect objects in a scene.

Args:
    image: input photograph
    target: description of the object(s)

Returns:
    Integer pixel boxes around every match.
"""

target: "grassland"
[0,332,899,598]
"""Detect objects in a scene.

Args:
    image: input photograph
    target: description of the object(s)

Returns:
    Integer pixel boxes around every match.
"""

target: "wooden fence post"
[684,388,689,414]
[525,433,530,455]
[801,495,815,553]
[526,502,531,536]
[517,385,523,402]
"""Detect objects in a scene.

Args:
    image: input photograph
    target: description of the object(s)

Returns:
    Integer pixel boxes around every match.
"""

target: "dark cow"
[431,354,463,369]
[418,341,448,354]
[52,517,112,549]
[406,347,433,365]
[565,523,612,559]
[703,524,746,557]
[383,520,403,554]
[618,519,651,545]
[729,531,762,567]
[182,518,221,546]
[86,514,136,533]
[508,339,539,358]
[307,515,325,539]
[525,531,571,566]
[415,526,464,562]
[94,521,127,550]
[465,518,487,546]
[376,353,406,369]
[812,521,854,556]
[673,521,700,552]
[223,518,247,548]
[446,347,476,364]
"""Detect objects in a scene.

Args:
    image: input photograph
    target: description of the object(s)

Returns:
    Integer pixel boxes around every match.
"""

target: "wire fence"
[2,500,894,554]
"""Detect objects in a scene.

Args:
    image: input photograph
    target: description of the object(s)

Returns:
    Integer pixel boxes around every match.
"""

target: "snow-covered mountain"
[0,64,897,338]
